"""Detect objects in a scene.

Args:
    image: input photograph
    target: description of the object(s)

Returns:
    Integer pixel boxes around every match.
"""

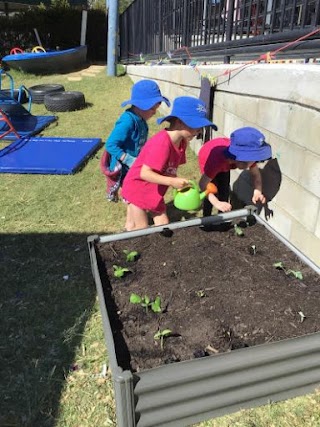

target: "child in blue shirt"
[101,79,170,202]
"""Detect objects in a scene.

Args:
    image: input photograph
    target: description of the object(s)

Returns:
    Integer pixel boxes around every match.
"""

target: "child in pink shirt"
[198,127,272,215]
[122,96,217,230]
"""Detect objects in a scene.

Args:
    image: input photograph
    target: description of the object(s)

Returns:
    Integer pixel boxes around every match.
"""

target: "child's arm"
[249,164,266,204]
[106,114,136,167]
[140,165,189,189]
[199,174,232,212]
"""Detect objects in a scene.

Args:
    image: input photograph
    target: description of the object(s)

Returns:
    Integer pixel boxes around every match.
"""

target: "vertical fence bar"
[224,0,235,62]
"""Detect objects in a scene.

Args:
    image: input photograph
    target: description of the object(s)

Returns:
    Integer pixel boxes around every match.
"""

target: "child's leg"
[151,212,169,227]
[124,204,135,231]
[126,203,149,231]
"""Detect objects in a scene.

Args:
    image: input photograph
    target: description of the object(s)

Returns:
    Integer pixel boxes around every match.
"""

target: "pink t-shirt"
[198,137,231,179]
[122,129,187,213]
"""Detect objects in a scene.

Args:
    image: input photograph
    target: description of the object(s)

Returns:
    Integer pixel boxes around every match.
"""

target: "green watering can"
[173,180,218,211]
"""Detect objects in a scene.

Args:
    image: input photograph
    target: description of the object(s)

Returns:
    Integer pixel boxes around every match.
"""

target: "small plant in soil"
[234,224,244,237]
[273,261,303,280]
[129,293,162,313]
[113,265,131,278]
[298,311,306,322]
[249,244,257,255]
[195,289,206,298]
[154,328,172,350]
[123,249,139,262]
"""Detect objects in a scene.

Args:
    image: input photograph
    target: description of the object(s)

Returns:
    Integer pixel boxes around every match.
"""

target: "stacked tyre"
[28,84,86,112]
[44,91,86,112]
[28,84,65,104]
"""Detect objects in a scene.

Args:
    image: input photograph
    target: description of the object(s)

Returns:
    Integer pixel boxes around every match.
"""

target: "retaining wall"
[125,64,320,266]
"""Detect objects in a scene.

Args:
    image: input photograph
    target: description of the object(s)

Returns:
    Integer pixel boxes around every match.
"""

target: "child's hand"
[208,193,232,212]
[172,178,189,189]
[252,189,266,204]
[122,153,137,168]
[214,200,232,212]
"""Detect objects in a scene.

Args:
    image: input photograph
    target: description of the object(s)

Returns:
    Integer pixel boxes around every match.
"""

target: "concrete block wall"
[126,64,320,266]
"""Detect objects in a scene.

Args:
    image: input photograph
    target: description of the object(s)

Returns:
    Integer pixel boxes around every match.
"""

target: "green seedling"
[234,224,244,237]
[195,289,206,298]
[249,244,257,255]
[123,249,139,262]
[298,311,306,322]
[154,328,172,350]
[129,293,162,313]
[151,296,162,313]
[273,261,303,280]
[113,265,130,278]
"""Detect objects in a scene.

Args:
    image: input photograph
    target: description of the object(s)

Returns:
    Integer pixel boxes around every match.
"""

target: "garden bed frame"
[88,208,320,427]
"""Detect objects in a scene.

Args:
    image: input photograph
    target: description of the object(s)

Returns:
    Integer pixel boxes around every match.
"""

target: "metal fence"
[119,0,320,63]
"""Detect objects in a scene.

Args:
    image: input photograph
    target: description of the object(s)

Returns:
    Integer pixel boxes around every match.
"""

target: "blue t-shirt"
[105,109,148,171]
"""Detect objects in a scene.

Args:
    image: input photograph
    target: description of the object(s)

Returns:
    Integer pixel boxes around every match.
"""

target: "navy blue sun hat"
[227,127,272,161]
[121,79,170,110]
[157,96,218,130]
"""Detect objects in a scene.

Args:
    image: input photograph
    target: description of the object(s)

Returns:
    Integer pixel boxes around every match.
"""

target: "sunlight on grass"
[1,67,319,427]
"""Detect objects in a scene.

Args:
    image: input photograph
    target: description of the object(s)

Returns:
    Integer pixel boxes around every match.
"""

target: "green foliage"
[234,224,244,237]
[50,0,71,8]
[273,261,303,280]
[113,265,130,278]
[129,293,161,313]
[154,329,172,350]
[123,249,139,262]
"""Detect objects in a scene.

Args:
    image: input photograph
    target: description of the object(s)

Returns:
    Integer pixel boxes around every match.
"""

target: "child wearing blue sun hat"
[101,79,170,203]
[121,96,217,230]
[198,127,272,215]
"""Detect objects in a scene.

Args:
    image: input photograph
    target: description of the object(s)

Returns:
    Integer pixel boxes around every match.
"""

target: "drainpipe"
[107,0,118,76]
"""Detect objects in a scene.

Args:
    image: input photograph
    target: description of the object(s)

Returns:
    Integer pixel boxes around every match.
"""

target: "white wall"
[125,64,320,266]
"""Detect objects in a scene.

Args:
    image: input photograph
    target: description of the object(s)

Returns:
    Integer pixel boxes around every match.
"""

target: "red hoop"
[10,47,24,55]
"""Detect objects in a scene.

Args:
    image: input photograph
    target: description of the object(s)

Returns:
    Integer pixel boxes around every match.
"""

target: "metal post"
[224,0,235,63]
[107,0,119,76]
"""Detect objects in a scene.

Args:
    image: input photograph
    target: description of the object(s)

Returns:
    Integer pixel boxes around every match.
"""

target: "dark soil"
[96,220,320,373]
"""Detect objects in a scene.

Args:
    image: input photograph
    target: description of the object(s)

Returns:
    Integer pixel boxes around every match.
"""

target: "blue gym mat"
[0,136,102,174]
[0,93,57,140]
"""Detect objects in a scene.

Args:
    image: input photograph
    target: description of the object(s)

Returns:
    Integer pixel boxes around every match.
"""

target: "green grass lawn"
[0,67,319,427]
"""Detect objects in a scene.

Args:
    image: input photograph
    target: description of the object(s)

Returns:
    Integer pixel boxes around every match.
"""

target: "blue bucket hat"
[121,79,170,110]
[227,127,272,161]
[157,96,217,130]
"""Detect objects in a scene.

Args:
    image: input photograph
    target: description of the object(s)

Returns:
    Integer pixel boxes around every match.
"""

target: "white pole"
[80,9,88,46]
[33,28,43,46]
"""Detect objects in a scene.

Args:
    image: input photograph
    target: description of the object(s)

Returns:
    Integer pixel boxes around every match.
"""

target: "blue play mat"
[0,136,101,174]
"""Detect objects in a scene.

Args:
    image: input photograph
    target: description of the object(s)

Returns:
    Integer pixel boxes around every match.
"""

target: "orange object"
[205,182,218,195]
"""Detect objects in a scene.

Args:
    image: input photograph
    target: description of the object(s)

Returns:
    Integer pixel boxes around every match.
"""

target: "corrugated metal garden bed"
[88,209,320,427]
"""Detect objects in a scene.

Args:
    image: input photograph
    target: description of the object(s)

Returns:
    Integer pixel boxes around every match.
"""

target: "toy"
[173,180,217,211]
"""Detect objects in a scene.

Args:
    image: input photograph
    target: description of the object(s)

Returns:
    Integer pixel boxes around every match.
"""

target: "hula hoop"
[10,47,24,55]
[32,46,46,53]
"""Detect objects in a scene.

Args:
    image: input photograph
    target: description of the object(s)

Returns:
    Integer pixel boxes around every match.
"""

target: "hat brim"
[121,95,170,110]
[157,115,218,131]
[227,145,272,162]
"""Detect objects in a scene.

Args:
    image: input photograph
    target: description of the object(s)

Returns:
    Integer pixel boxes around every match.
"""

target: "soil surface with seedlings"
[97,219,320,373]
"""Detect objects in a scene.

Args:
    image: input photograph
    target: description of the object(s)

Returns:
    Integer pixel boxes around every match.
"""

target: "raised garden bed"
[88,208,320,427]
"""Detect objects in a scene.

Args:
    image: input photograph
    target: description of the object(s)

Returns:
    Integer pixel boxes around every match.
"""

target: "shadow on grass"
[0,232,99,426]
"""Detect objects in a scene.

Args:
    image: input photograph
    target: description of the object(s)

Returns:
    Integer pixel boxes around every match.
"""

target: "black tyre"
[1,89,28,104]
[44,91,86,112]
[28,84,65,104]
